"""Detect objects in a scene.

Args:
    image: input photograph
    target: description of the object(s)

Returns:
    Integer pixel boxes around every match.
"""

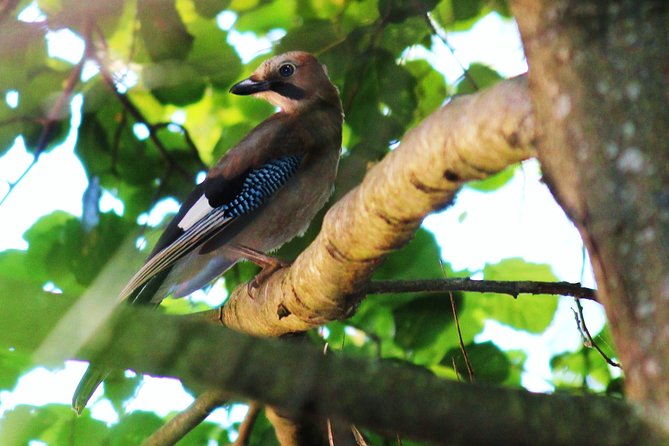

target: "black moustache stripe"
[270,82,307,100]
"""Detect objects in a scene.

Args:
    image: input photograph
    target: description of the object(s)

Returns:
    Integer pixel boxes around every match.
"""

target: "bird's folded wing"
[118,154,303,302]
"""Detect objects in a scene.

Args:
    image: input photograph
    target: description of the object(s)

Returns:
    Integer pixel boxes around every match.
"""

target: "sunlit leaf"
[476,258,559,333]
[138,0,194,61]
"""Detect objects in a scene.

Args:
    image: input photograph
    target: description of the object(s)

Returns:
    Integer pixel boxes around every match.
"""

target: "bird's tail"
[72,365,109,415]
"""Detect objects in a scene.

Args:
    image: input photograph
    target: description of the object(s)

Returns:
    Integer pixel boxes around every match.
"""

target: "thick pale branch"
[221,76,536,336]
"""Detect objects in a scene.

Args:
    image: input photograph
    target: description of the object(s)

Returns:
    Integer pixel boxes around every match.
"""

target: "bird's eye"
[278,63,295,77]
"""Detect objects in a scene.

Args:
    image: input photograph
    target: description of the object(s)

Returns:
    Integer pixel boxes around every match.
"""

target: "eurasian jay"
[72,51,343,414]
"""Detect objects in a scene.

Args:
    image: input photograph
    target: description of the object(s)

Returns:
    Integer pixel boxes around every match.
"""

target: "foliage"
[0,0,615,444]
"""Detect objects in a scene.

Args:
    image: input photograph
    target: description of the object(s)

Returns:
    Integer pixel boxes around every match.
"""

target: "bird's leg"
[228,244,291,296]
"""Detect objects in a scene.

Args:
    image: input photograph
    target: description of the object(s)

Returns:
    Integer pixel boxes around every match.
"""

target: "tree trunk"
[511,0,669,433]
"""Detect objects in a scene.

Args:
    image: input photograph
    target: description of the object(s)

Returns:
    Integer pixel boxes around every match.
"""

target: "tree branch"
[362,278,597,300]
[6,296,659,446]
[232,403,261,446]
[511,0,669,432]
[217,75,537,337]
[141,389,228,446]
[1,292,660,444]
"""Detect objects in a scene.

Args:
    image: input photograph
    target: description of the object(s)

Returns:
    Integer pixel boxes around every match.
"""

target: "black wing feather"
[119,154,303,302]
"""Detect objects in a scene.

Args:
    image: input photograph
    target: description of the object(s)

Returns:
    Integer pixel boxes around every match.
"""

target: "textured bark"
[216,76,536,337]
[7,294,660,445]
[93,307,660,446]
[512,0,669,433]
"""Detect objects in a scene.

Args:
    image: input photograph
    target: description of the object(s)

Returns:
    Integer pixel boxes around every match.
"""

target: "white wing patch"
[178,194,213,230]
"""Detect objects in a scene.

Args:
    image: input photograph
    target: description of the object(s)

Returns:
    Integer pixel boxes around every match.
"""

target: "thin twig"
[424,12,480,91]
[449,291,474,382]
[351,425,368,446]
[94,62,194,179]
[232,403,261,446]
[327,419,335,446]
[574,299,621,368]
[451,356,461,382]
[0,31,87,207]
[361,278,598,301]
[90,29,205,178]
[141,389,229,446]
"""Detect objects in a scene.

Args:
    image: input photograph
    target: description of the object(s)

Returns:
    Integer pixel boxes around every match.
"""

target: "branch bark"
[511,0,669,434]
[141,389,228,446]
[1,294,661,445]
[56,303,669,445]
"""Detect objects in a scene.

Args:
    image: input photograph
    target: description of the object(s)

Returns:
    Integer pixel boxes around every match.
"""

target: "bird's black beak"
[229,78,271,95]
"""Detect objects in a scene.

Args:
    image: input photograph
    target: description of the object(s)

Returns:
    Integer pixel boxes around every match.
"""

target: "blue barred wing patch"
[224,154,302,218]
[118,154,303,302]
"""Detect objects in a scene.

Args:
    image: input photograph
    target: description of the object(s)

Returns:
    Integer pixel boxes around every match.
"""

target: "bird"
[72,51,344,414]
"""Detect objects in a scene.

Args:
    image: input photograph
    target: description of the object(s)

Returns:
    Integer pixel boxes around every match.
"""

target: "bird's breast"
[230,146,340,253]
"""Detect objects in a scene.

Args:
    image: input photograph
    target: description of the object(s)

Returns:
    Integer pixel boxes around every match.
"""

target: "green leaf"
[550,326,618,392]
[343,49,417,145]
[103,370,143,414]
[380,16,431,55]
[373,229,443,282]
[23,211,136,292]
[247,408,281,446]
[41,0,125,33]
[0,404,109,446]
[467,164,516,192]
[405,59,448,124]
[234,0,296,33]
[455,63,503,95]
[194,0,231,18]
[186,22,242,90]
[0,22,47,90]
[452,0,483,22]
[0,348,33,390]
[393,294,454,351]
[138,0,194,61]
[377,0,440,23]
[109,411,164,445]
[442,341,511,384]
[18,67,71,153]
[277,19,342,54]
[143,61,206,105]
[476,258,559,333]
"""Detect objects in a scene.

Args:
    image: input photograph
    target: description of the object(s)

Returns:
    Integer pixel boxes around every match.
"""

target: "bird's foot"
[231,245,291,298]
[246,258,291,298]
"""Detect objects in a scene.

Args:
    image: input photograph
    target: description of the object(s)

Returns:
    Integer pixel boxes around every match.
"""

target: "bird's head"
[229,51,340,114]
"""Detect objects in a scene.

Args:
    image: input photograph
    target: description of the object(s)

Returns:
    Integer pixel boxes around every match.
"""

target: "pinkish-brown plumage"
[73,51,343,414]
